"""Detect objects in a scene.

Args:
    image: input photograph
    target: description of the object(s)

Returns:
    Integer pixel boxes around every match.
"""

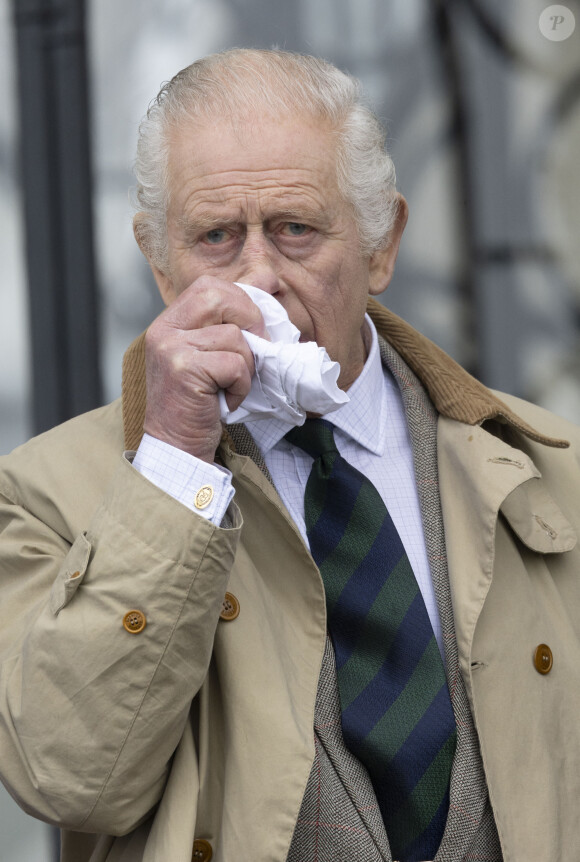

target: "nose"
[238,231,282,295]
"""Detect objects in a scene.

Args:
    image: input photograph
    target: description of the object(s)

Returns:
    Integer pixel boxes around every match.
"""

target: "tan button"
[123,610,146,634]
[192,838,213,861]
[194,484,214,510]
[219,592,240,621]
[534,644,553,674]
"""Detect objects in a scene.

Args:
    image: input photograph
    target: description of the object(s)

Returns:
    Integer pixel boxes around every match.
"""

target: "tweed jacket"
[0,299,578,862]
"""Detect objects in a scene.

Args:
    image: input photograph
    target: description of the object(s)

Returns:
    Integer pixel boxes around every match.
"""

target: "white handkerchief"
[219,283,349,425]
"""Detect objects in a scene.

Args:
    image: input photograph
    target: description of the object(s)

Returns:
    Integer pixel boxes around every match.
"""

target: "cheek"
[168,249,207,294]
[294,250,350,298]
[290,253,366,318]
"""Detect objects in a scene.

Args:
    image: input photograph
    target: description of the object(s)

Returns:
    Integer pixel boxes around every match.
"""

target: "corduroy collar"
[122,297,568,453]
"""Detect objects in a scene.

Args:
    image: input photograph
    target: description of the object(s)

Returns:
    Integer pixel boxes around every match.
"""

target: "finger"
[182,323,256,369]
[164,276,269,340]
[191,350,254,410]
[147,323,256,384]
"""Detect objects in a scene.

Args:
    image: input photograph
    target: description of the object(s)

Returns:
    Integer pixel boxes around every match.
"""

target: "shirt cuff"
[131,433,235,525]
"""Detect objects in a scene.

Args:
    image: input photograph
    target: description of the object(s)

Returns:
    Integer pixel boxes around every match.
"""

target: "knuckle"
[229,350,251,383]
[144,321,161,348]
[168,347,191,375]
[195,280,224,311]
[191,274,222,291]
[221,322,243,343]
[145,311,174,349]
[146,332,171,362]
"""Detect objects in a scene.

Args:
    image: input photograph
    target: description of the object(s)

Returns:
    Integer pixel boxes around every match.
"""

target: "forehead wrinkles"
[175,167,338,226]
[166,114,341,206]
[189,166,326,196]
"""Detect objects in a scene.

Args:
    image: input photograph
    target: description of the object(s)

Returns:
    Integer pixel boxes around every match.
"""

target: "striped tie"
[285,418,456,862]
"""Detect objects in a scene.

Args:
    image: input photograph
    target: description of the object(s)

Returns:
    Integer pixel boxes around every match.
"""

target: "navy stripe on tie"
[308,469,363,562]
[400,789,450,862]
[326,516,412,669]
[340,592,434,738]
[377,683,457,793]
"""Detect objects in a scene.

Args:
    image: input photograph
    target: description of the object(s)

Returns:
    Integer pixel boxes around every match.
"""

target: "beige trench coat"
[0,299,578,862]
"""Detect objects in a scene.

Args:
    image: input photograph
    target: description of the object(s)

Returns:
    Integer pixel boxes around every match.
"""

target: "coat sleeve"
[0,453,242,836]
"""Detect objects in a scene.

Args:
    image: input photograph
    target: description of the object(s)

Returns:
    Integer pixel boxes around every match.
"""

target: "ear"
[133,212,177,307]
[368,194,408,296]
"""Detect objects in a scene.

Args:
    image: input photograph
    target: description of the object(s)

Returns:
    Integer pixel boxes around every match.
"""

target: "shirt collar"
[247,315,388,457]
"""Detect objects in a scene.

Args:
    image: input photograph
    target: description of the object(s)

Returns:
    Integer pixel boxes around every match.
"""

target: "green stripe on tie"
[385,734,457,854]
[337,556,418,710]
[354,638,447,762]
[319,498,386,612]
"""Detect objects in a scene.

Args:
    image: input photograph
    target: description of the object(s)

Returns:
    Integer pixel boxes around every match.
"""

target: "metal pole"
[12,0,102,435]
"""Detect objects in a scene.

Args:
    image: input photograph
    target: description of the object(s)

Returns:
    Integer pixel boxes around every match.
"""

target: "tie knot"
[285,418,338,461]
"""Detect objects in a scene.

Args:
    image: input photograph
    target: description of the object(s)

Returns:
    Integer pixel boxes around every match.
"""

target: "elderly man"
[0,48,579,862]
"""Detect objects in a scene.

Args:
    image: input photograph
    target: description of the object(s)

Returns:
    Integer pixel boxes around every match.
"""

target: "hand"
[143,277,267,463]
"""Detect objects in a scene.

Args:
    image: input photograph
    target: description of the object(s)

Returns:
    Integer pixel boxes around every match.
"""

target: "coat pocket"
[50,531,92,615]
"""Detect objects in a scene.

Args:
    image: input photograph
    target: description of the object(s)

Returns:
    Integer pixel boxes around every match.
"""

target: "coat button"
[123,610,146,634]
[219,592,240,621]
[192,838,213,861]
[533,644,553,674]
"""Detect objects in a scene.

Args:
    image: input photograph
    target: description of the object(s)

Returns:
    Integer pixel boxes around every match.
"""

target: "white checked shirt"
[133,315,442,650]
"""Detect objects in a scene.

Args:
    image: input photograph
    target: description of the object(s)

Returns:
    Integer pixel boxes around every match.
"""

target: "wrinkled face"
[152,113,399,390]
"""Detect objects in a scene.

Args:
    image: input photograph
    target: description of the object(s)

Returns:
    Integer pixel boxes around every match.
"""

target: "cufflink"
[194,484,214,510]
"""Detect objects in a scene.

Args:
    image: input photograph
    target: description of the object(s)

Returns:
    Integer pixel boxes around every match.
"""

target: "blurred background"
[0,0,579,858]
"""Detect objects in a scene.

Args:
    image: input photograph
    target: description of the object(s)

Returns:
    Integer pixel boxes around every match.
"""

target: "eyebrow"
[176,214,238,235]
[177,205,331,235]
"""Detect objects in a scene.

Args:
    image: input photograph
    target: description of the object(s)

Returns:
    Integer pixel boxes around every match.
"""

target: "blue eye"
[205,229,228,244]
[285,222,308,236]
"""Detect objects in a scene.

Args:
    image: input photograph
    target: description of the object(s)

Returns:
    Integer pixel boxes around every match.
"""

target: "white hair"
[133,48,399,271]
